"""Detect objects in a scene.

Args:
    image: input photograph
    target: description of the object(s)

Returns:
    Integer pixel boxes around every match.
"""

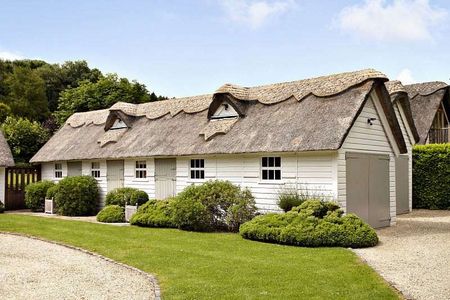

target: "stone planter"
[125,204,138,222]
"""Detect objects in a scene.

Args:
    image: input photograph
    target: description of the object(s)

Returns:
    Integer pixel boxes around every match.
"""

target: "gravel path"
[0,233,158,300]
[354,210,450,300]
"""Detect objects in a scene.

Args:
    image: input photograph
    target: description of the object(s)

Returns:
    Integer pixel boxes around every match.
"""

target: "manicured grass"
[0,214,399,299]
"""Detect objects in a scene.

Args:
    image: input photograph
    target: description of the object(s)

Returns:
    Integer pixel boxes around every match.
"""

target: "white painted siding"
[82,160,107,206]
[394,104,413,211]
[338,94,397,225]
[176,153,336,212]
[123,158,156,199]
[0,167,5,205]
[41,161,67,182]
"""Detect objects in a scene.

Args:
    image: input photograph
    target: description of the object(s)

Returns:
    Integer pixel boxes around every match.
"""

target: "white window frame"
[261,157,282,181]
[190,159,205,180]
[91,162,101,178]
[135,161,147,179]
[54,163,63,179]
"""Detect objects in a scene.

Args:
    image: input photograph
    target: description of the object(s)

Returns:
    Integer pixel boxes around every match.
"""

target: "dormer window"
[211,101,239,119]
[111,118,128,130]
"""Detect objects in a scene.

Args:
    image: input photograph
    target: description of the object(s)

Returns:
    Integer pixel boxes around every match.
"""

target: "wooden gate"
[5,166,41,210]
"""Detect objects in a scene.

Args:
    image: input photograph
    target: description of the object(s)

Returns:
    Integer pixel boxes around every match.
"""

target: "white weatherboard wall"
[0,167,5,205]
[394,104,414,211]
[337,93,397,225]
[123,159,156,200]
[177,153,336,212]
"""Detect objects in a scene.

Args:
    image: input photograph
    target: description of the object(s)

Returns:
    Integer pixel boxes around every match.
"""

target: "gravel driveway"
[0,233,158,300]
[354,210,450,300]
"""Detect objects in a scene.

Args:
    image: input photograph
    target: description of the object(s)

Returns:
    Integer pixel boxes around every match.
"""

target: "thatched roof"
[0,131,14,167]
[31,69,407,163]
[385,81,420,143]
[403,82,449,144]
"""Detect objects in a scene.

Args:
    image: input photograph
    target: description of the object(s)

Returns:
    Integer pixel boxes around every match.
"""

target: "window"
[111,118,127,130]
[54,163,62,178]
[135,161,147,178]
[91,162,101,178]
[261,157,281,181]
[190,159,205,179]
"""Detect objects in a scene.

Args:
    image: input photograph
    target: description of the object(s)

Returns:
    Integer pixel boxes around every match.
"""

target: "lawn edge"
[0,231,161,300]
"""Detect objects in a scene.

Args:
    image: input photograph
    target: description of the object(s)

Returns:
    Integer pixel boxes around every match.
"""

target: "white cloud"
[0,50,24,61]
[220,0,295,29]
[337,0,447,41]
[396,68,416,84]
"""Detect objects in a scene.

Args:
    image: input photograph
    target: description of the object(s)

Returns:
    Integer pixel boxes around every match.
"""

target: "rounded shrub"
[24,180,56,211]
[106,187,148,207]
[96,205,125,223]
[46,185,59,199]
[240,199,378,248]
[130,198,176,228]
[277,189,304,212]
[54,176,99,216]
[130,190,149,206]
[173,180,257,232]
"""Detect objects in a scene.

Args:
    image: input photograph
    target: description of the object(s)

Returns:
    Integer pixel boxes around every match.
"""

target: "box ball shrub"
[130,198,177,228]
[173,180,257,232]
[54,176,99,216]
[106,187,148,207]
[97,205,125,223]
[413,144,450,209]
[46,185,59,199]
[240,199,378,248]
[24,180,56,211]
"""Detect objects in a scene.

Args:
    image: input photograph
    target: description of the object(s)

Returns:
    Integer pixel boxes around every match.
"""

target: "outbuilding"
[31,69,408,228]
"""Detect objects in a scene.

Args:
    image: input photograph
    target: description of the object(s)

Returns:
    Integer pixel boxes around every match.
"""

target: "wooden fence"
[4,166,41,210]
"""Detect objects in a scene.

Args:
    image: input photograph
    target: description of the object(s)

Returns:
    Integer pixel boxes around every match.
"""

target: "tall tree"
[4,66,49,121]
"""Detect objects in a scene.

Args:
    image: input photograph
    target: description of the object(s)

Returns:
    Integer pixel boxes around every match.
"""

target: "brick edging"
[0,231,161,300]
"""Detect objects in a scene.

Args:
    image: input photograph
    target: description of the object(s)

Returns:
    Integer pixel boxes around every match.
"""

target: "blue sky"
[1,0,449,97]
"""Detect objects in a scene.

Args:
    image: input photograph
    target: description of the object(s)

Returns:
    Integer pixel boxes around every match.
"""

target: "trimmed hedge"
[240,199,378,248]
[97,205,125,223]
[413,144,450,209]
[173,180,257,232]
[54,176,99,216]
[24,180,56,211]
[130,198,177,228]
[106,187,149,207]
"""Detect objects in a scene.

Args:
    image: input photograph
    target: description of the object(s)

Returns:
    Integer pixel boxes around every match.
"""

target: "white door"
[107,160,124,192]
[155,158,176,199]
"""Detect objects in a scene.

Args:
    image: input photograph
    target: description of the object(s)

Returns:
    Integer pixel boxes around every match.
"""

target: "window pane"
[262,169,268,180]
[143,171,147,178]
[268,157,274,167]
[200,170,205,179]
[275,157,281,167]
[195,170,200,178]
[275,170,281,180]
[200,159,204,168]
[191,160,194,168]
[191,170,195,179]
[262,157,267,167]
[269,170,274,180]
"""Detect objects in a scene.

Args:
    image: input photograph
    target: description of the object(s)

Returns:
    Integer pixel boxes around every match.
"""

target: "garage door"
[346,153,390,228]
[155,158,176,200]
[396,155,409,215]
[67,161,82,176]
[107,160,124,192]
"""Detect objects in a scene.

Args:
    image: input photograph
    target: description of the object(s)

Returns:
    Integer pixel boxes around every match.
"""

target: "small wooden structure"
[4,166,40,210]
[125,203,138,222]
[45,198,55,214]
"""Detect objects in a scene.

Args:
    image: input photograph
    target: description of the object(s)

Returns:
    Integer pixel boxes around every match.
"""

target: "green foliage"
[24,180,56,211]
[96,205,125,223]
[46,185,59,199]
[130,198,177,228]
[105,187,149,207]
[1,116,50,163]
[277,186,327,212]
[54,176,99,216]
[55,73,161,124]
[240,199,378,248]
[0,103,11,123]
[413,144,450,209]
[3,66,49,121]
[173,180,257,232]
[0,201,4,213]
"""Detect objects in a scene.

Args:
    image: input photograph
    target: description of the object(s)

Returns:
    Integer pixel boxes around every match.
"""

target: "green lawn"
[0,214,399,299]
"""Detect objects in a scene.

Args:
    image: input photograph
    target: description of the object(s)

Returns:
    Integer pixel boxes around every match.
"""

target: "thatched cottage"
[404,82,449,144]
[0,131,14,206]
[31,69,409,228]
[385,81,420,215]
